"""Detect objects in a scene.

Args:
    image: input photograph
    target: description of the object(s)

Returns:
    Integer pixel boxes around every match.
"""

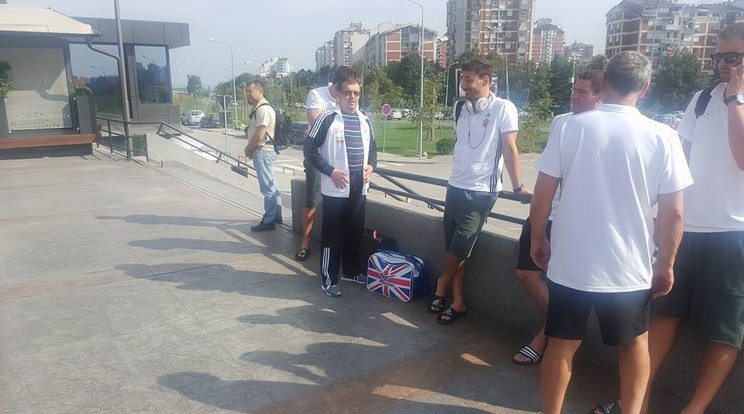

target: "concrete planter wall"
[0,97,9,138]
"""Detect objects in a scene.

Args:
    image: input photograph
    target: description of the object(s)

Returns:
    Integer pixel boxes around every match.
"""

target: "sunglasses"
[710,52,744,64]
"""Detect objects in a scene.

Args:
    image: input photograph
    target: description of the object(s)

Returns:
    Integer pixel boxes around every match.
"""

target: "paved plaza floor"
[0,152,684,413]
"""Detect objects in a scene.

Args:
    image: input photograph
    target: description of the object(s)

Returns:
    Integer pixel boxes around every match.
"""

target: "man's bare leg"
[618,333,650,414]
[681,341,739,414]
[433,253,466,315]
[541,337,582,414]
[299,206,317,250]
[637,316,681,414]
[514,269,549,363]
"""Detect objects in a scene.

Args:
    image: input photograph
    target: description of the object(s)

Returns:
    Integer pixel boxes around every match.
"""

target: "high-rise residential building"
[315,41,334,70]
[363,23,437,68]
[437,36,449,68]
[531,18,565,62]
[257,57,292,78]
[606,0,744,76]
[446,0,535,64]
[333,22,370,67]
[565,41,595,62]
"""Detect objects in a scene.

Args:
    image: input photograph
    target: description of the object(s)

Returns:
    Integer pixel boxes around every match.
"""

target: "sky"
[8,0,688,88]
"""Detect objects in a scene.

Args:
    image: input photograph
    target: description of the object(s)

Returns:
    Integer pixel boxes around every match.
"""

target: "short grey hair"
[719,22,744,41]
[604,51,652,96]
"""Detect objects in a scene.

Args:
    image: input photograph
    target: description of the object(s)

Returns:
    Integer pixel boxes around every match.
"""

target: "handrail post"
[107,119,113,153]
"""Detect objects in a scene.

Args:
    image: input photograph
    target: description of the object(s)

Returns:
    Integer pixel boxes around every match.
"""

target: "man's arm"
[529,172,560,271]
[501,131,532,196]
[726,66,744,171]
[307,109,323,127]
[364,121,377,183]
[244,126,267,159]
[652,191,685,298]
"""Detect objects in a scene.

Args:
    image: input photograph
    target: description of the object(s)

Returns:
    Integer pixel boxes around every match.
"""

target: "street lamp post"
[406,0,424,160]
[208,37,238,130]
[445,62,458,107]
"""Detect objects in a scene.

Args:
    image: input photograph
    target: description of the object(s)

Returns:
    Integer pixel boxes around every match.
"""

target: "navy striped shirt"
[343,114,364,173]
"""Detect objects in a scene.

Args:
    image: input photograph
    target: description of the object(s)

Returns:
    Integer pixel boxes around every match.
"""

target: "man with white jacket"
[304,70,377,297]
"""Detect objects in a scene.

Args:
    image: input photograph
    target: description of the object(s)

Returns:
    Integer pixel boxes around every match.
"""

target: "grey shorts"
[652,231,744,348]
[443,185,497,260]
[303,158,322,208]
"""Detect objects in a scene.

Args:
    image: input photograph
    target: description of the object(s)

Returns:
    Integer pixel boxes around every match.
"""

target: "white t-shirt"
[449,93,519,193]
[546,112,573,221]
[536,104,693,292]
[676,83,744,232]
[306,86,336,112]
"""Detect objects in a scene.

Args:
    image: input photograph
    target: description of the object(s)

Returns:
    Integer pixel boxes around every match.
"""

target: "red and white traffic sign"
[381,104,392,116]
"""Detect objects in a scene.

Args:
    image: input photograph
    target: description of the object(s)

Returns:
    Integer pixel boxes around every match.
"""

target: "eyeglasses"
[710,52,744,64]
[341,90,361,98]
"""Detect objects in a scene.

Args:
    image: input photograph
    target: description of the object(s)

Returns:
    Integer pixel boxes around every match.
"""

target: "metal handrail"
[96,116,256,179]
[373,167,531,225]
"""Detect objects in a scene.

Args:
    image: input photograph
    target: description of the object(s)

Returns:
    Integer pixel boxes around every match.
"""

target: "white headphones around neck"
[465,95,493,114]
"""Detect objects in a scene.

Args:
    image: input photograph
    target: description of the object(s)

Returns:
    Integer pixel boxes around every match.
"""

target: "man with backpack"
[428,57,532,324]
[244,80,282,232]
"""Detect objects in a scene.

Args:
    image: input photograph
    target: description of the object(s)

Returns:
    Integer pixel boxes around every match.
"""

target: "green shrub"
[436,137,454,154]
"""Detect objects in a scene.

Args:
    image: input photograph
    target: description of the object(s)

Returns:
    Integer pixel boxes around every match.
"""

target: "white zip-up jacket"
[304,108,378,198]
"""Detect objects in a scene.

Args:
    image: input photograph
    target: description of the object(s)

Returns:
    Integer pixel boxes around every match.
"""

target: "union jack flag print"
[366,252,425,302]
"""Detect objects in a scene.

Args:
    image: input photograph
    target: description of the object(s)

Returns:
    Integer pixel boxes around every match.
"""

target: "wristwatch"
[724,91,744,105]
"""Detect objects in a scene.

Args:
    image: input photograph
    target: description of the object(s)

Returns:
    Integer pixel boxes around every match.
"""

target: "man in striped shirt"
[304,69,377,297]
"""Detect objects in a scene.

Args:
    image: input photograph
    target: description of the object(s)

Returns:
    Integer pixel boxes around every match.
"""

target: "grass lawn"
[371,119,453,158]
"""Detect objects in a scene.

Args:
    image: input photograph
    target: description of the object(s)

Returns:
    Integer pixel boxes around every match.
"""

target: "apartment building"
[606,0,744,75]
[315,41,334,71]
[364,23,437,68]
[446,0,535,64]
[565,41,595,62]
[257,57,292,78]
[531,18,565,62]
[333,23,370,67]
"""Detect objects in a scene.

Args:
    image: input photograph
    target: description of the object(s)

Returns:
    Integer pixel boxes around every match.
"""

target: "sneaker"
[341,273,367,284]
[250,220,276,232]
[321,284,341,297]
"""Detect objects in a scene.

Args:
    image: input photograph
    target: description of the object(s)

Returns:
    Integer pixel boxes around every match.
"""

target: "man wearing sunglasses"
[592,23,744,414]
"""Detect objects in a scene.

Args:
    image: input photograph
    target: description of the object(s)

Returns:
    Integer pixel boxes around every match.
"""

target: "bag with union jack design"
[366,251,429,303]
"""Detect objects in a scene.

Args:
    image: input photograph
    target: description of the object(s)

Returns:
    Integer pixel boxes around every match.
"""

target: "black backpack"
[251,103,291,153]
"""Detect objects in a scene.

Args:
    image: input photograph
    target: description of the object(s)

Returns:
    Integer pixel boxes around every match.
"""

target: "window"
[69,43,122,116]
[134,45,171,104]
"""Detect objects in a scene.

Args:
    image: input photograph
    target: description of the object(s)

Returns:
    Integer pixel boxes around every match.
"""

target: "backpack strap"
[250,102,272,119]
[695,84,718,118]
[454,99,467,124]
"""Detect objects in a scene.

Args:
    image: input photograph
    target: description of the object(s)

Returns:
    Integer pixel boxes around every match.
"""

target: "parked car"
[290,121,310,144]
[387,109,403,120]
[181,110,205,126]
[199,113,222,128]
[400,108,412,118]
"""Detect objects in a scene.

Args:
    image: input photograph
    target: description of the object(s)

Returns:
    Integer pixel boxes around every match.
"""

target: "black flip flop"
[295,247,311,261]
[589,402,621,414]
[437,307,468,325]
[511,345,542,366]
[428,295,447,314]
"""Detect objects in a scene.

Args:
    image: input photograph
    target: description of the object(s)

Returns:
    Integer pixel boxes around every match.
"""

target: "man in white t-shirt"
[295,66,356,262]
[512,69,603,367]
[530,51,693,414]
[428,57,532,324]
[637,23,744,414]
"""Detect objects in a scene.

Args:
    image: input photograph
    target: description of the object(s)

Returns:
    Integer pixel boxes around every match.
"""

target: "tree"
[548,56,574,114]
[644,49,706,113]
[510,61,551,109]
[186,74,202,94]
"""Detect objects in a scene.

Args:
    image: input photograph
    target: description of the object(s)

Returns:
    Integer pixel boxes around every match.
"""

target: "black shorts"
[545,279,651,347]
[652,231,744,348]
[303,158,322,208]
[517,218,552,271]
[443,185,497,260]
